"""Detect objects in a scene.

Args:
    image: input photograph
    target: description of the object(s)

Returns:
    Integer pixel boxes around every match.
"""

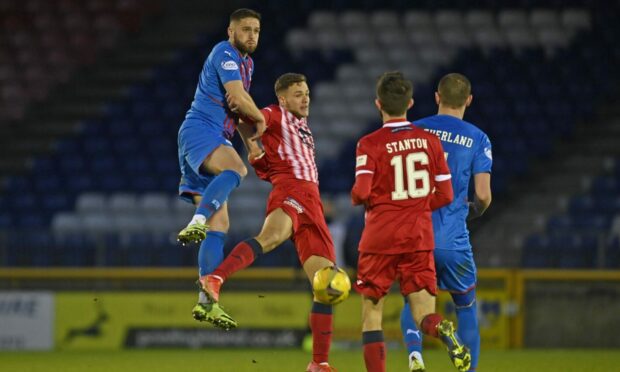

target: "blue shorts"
[177,119,233,203]
[434,248,477,293]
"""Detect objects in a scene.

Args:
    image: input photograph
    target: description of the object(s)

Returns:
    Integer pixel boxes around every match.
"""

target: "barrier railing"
[2,268,619,348]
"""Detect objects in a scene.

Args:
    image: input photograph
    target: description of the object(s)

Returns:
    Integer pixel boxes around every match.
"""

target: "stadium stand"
[0,0,618,269]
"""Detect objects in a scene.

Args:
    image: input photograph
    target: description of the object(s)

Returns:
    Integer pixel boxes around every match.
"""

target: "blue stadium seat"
[106,118,135,137]
[2,2,617,268]
[556,234,597,268]
[522,234,554,267]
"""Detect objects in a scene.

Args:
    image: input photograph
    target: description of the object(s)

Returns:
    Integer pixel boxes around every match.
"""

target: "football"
[312,266,351,305]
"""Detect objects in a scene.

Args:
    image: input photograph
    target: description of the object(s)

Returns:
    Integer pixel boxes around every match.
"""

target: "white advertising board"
[0,291,54,350]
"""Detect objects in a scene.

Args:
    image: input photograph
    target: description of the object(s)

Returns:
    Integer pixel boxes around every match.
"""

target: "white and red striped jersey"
[251,104,319,185]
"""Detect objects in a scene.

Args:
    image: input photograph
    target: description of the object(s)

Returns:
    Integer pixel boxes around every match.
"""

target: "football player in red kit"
[351,71,471,372]
[198,73,338,372]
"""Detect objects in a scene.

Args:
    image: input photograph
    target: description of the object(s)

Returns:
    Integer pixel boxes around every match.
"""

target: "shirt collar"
[382,119,411,128]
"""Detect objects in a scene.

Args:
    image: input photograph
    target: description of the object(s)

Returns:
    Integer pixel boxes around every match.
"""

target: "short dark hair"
[437,73,471,108]
[274,73,307,94]
[230,8,261,23]
[376,71,413,116]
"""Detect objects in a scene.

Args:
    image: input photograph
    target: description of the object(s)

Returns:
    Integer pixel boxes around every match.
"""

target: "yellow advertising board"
[56,289,509,350]
[56,291,313,350]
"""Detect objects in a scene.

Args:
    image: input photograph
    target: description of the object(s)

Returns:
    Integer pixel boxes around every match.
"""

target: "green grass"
[2,349,620,372]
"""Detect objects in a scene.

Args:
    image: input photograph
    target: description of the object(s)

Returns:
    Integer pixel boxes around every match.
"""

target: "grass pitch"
[2,348,620,372]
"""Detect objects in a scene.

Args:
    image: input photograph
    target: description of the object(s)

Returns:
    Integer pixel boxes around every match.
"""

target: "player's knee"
[209,220,229,233]
[234,164,248,178]
[452,289,476,308]
[255,232,283,252]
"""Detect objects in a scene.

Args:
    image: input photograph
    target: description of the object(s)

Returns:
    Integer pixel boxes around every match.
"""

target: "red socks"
[212,239,262,281]
[362,330,385,372]
[421,313,443,338]
[310,302,333,364]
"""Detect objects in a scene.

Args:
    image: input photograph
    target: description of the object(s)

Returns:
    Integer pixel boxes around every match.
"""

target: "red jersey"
[251,105,319,185]
[353,120,452,254]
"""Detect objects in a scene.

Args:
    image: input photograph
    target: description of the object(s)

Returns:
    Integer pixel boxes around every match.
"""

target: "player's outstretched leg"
[192,231,226,318]
[192,279,237,330]
[306,302,336,372]
[437,319,471,372]
[420,314,470,372]
[178,168,243,244]
[452,290,480,371]
[192,301,237,330]
[400,301,425,371]
[177,218,209,245]
[192,253,225,322]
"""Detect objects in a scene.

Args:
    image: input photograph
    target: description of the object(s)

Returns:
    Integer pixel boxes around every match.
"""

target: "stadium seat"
[76,193,107,214]
[0,2,613,270]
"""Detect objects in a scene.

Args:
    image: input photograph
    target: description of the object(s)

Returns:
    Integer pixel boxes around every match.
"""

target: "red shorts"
[266,180,336,264]
[354,250,437,300]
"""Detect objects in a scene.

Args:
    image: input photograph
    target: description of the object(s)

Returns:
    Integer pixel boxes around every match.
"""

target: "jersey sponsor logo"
[390,126,412,133]
[283,197,304,214]
[221,60,239,71]
[224,50,232,57]
[297,128,314,149]
[356,155,367,167]
[484,147,493,160]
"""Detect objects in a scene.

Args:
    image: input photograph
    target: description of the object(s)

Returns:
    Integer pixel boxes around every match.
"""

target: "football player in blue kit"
[176,8,265,324]
[400,73,492,372]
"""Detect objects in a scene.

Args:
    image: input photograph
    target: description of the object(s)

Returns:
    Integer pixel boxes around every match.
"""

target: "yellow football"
[312,266,351,305]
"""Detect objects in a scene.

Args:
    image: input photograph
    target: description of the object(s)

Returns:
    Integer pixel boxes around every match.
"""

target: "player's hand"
[226,92,240,113]
[248,149,265,163]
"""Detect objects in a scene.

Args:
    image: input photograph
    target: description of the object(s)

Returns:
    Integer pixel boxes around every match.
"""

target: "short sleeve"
[213,46,243,85]
[261,107,273,125]
[473,133,493,174]
[355,137,376,177]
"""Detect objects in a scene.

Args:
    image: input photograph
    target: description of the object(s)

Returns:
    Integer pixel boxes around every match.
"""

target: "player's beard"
[233,34,256,55]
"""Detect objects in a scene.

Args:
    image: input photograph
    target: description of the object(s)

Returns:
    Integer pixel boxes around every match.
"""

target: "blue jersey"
[185,41,254,138]
[415,114,492,251]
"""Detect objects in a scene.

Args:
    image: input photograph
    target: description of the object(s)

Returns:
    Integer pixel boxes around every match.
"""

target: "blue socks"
[400,290,479,371]
[400,300,423,357]
[198,231,226,276]
[452,290,479,371]
[196,170,241,219]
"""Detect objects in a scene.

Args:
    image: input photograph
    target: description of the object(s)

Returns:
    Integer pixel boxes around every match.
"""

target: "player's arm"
[430,175,453,210]
[351,140,375,206]
[429,137,453,210]
[351,174,372,206]
[235,107,271,162]
[468,172,492,220]
[468,134,493,220]
[224,80,266,139]
[237,120,264,161]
